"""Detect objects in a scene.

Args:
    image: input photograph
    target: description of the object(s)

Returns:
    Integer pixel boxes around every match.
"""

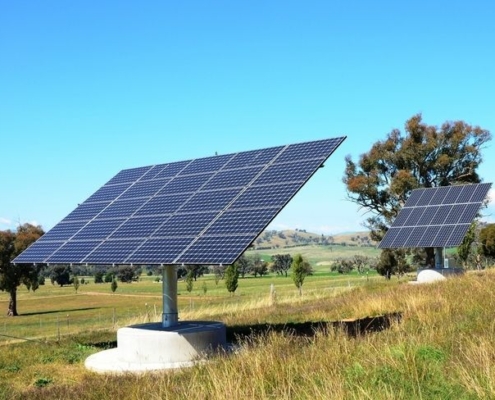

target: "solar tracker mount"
[379,182,492,249]
[14,137,346,266]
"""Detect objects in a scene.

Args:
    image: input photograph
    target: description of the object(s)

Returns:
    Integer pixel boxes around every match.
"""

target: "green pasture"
[0,267,380,345]
[246,244,380,264]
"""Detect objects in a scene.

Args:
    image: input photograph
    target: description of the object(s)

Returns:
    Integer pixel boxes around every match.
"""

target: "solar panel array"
[14,137,346,265]
[379,183,492,249]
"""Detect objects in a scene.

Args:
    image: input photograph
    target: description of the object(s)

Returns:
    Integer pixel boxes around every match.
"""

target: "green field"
[0,264,380,345]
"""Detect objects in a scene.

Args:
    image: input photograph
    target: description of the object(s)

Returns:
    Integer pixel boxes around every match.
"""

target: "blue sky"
[1,1,494,235]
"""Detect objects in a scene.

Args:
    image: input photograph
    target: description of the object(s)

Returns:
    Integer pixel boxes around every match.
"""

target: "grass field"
[3,264,495,399]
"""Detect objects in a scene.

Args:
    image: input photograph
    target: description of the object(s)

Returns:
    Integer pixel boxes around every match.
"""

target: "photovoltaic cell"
[379,183,492,249]
[14,137,346,265]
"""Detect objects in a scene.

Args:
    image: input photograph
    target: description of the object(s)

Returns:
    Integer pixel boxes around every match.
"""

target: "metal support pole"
[162,266,179,328]
[435,247,444,269]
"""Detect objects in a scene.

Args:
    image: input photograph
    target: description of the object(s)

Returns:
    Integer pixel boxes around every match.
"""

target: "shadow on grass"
[21,307,100,317]
[226,312,402,343]
[81,312,402,350]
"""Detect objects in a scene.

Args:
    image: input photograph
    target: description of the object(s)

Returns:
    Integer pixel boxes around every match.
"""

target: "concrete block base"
[85,321,226,373]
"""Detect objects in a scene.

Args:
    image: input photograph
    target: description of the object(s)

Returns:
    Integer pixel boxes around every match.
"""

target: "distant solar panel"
[379,183,492,249]
[15,137,346,265]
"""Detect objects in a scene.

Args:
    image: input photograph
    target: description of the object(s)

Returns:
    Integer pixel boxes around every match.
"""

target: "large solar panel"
[15,137,346,265]
[379,183,492,249]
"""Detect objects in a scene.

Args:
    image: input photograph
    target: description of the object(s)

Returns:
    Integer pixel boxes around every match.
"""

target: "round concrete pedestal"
[416,268,464,284]
[85,321,226,373]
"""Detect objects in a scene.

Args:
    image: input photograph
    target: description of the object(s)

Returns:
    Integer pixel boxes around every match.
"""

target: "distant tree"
[271,254,293,277]
[111,277,118,293]
[73,276,80,293]
[224,264,239,296]
[251,255,268,278]
[0,223,45,316]
[376,249,411,279]
[116,265,139,283]
[235,255,252,278]
[457,222,477,267]
[104,271,113,283]
[331,258,354,274]
[94,271,104,284]
[202,281,208,295]
[291,254,313,295]
[344,114,491,266]
[50,265,72,287]
[479,224,495,258]
[211,264,226,284]
[185,270,194,293]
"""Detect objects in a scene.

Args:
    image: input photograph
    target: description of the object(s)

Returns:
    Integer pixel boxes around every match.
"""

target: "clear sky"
[1,1,494,235]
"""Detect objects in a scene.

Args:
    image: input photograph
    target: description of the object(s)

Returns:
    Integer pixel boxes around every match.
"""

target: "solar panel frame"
[379,183,492,249]
[14,137,346,265]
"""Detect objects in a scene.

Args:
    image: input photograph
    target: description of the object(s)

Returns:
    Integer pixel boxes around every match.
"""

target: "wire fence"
[0,307,159,345]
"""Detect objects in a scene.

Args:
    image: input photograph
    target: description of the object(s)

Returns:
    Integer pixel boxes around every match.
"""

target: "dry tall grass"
[4,271,495,399]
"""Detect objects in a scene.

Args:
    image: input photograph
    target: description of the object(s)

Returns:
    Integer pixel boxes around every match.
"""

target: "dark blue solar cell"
[231,182,302,210]
[403,227,425,247]
[177,234,256,265]
[428,187,451,206]
[405,190,424,207]
[180,189,240,213]
[202,166,263,190]
[154,212,217,237]
[13,241,64,264]
[458,203,481,223]
[119,178,171,199]
[417,206,440,226]
[444,204,465,224]
[206,209,276,235]
[378,228,401,248]
[84,239,145,263]
[179,154,233,175]
[158,173,214,194]
[444,224,471,247]
[42,221,87,241]
[85,183,131,203]
[415,191,432,206]
[469,183,492,202]
[98,198,148,219]
[105,166,153,185]
[455,186,475,203]
[392,208,413,227]
[403,207,427,227]
[72,218,125,240]
[127,237,193,264]
[63,201,111,222]
[249,147,284,166]
[430,206,451,225]
[223,150,261,169]
[416,226,440,247]
[276,138,344,163]
[442,186,463,204]
[47,240,102,263]
[430,227,452,247]
[153,160,192,179]
[136,193,191,216]
[110,217,167,239]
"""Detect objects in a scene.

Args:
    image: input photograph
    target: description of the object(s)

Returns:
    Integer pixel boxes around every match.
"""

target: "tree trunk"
[7,288,18,316]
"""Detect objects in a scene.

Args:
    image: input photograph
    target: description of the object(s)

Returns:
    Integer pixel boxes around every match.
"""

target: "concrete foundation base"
[85,321,226,373]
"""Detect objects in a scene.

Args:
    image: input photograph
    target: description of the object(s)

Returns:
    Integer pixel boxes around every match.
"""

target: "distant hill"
[252,229,376,250]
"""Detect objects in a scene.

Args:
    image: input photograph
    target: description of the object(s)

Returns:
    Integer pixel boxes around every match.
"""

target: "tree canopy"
[343,114,491,273]
[479,224,495,258]
[0,223,44,316]
[344,114,491,242]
